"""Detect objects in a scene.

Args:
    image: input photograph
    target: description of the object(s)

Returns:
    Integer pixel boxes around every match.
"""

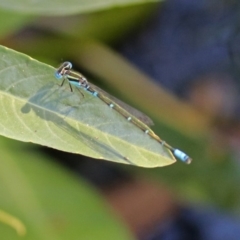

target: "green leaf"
[0,9,33,38]
[0,209,26,236]
[0,137,134,240]
[0,45,174,167]
[0,0,160,16]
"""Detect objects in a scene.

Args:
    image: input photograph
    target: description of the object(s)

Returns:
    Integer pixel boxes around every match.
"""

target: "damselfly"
[55,61,192,164]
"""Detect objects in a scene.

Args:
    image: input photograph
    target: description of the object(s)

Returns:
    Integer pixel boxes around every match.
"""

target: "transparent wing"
[89,83,154,126]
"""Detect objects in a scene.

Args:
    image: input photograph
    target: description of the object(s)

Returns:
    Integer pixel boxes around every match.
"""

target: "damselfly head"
[63,61,72,70]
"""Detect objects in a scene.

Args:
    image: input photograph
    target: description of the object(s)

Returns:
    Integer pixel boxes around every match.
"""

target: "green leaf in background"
[33,3,157,44]
[0,209,26,236]
[0,45,175,167]
[0,137,134,240]
[0,0,160,16]
[0,9,33,38]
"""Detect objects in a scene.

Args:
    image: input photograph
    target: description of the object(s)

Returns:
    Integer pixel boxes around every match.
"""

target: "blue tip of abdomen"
[173,149,192,164]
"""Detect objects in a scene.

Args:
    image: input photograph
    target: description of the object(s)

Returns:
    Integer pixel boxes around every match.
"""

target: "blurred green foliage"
[0,136,134,239]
